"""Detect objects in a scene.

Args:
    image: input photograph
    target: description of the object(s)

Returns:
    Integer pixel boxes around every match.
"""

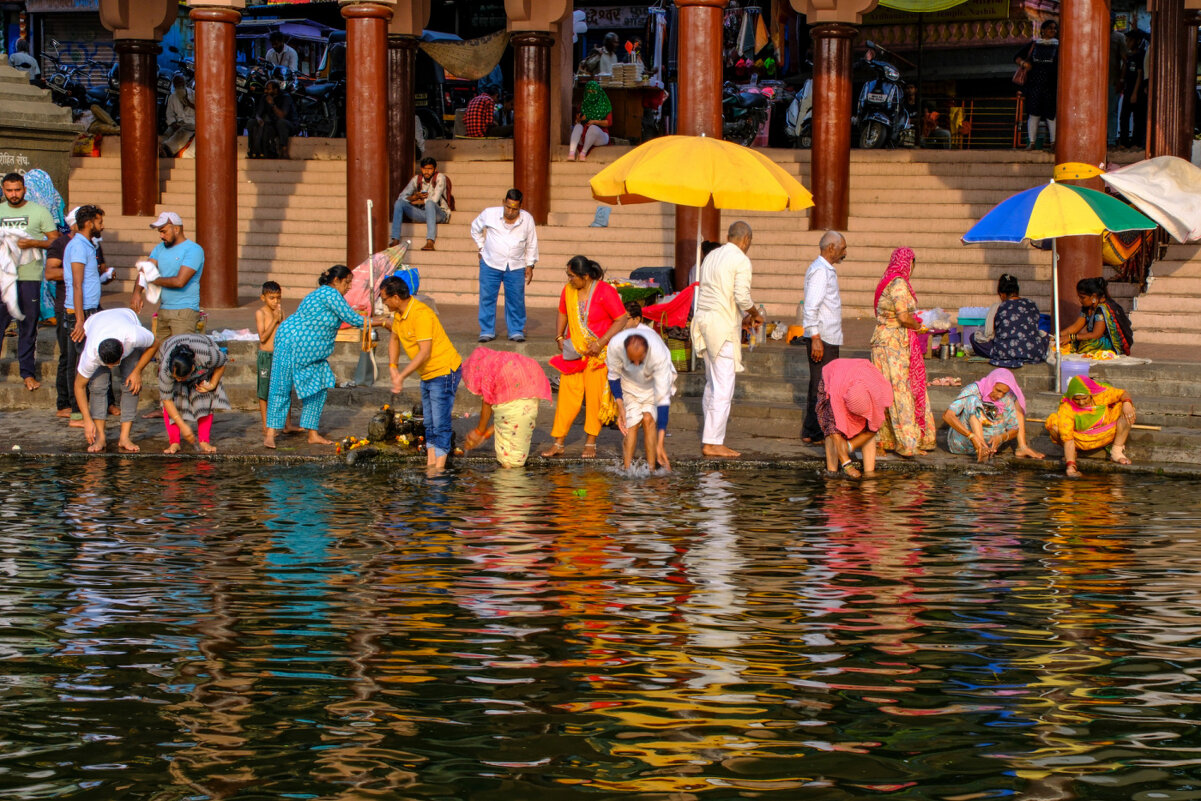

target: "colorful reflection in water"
[1,461,1200,799]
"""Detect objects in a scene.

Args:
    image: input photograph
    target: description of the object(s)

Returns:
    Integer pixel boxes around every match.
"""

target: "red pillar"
[809,23,856,232]
[1149,0,1189,158]
[343,4,392,269]
[674,0,725,289]
[1054,0,1108,322]
[114,39,160,217]
[512,31,553,225]
[191,7,240,308]
[1186,13,1200,154]
[387,34,419,211]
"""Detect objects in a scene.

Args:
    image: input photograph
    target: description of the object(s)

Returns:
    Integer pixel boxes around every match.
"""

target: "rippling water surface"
[3,460,1201,799]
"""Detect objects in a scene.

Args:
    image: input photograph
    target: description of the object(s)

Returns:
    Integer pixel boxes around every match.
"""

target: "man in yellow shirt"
[382,275,462,471]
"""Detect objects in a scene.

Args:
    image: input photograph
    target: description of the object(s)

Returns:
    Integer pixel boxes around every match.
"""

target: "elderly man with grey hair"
[691,220,761,459]
[801,230,847,443]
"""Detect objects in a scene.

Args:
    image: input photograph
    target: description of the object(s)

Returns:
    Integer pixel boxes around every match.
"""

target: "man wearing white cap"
[132,211,205,340]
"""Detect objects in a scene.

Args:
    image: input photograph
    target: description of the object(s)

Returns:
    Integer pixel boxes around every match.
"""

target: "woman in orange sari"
[542,256,628,458]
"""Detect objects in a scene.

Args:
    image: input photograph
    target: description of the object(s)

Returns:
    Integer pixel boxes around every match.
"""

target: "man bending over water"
[607,327,677,471]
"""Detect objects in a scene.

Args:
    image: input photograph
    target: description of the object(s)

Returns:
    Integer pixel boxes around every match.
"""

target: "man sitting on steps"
[389,157,451,252]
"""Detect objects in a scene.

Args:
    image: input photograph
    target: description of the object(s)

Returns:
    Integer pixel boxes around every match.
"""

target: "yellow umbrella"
[590,134,813,211]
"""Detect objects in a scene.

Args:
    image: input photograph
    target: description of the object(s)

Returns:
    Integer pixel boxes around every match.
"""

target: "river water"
[2,460,1201,799]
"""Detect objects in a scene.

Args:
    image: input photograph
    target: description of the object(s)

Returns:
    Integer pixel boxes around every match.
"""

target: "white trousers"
[701,340,736,445]
[569,124,610,156]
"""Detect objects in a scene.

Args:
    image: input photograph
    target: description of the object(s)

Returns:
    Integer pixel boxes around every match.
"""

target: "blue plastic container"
[1038,313,1052,333]
[1060,358,1090,388]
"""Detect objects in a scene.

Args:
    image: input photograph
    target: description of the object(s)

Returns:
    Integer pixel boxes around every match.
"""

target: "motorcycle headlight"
[884,65,900,82]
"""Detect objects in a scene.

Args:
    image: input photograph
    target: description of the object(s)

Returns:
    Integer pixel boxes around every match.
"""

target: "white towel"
[0,229,32,321]
[136,260,162,304]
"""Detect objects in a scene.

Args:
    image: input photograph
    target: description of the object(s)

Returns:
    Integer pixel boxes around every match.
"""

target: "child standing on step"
[256,281,298,435]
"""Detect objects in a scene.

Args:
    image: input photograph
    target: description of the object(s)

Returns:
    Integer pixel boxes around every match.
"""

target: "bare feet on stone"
[307,431,333,446]
[87,437,106,454]
[199,441,217,454]
[69,418,85,428]
[109,405,121,417]
[56,408,71,418]
[24,377,40,391]
[1015,446,1045,460]
[118,440,140,453]
[702,444,741,459]
[283,423,303,434]
[163,443,181,455]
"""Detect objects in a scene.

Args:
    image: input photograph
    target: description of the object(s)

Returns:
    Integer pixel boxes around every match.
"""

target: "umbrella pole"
[1052,239,1061,394]
[689,210,701,373]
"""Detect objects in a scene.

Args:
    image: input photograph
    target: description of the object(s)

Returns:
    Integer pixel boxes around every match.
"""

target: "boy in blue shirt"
[131,211,205,339]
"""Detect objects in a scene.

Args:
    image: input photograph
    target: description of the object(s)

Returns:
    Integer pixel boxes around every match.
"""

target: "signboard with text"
[582,6,649,31]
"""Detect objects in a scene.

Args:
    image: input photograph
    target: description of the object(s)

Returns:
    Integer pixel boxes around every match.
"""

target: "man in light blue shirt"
[131,211,205,340]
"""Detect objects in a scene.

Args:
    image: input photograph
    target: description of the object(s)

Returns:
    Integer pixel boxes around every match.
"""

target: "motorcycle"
[722,82,769,147]
[853,41,914,150]
[291,72,344,139]
[784,72,813,149]
[41,40,93,111]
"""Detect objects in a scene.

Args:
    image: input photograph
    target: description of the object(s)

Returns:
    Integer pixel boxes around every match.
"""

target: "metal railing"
[914,95,1028,150]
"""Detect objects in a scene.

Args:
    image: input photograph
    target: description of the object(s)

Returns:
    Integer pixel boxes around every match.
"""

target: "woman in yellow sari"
[541,256,629,458]
[1046,375,1136,477]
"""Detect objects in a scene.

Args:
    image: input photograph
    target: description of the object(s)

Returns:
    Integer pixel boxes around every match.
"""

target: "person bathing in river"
[606,326,677,472]
[460,347,552,468]
[151,333,230,454]
[381,274,463,472]
[1045,375,1136,477]
[942,367,1044,463]
[815,358,893,478]
[1058,276,1134,356]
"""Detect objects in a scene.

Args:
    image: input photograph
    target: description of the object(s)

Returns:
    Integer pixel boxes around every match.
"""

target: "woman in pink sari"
[817,358,893,478]
[870,247,935,456]
[460,347,552,467]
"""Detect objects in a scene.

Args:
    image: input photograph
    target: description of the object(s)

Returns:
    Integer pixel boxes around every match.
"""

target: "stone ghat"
[3,320,1201,472]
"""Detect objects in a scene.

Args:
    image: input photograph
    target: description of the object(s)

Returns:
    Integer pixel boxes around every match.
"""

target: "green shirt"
[0,201,55,281]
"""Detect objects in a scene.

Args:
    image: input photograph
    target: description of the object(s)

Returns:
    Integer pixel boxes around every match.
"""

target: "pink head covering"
[461,347,552,406]
[974,368,1026,413]
[823,359,894,438]
[874,247,917,314]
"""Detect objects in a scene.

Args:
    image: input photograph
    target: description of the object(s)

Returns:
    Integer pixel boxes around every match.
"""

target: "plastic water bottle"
[756,304,767,344]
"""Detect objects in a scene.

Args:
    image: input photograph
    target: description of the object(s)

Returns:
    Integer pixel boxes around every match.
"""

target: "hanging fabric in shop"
[418,30,510,81]
[878,0,971,12]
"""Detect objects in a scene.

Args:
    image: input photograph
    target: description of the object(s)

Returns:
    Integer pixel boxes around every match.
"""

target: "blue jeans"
[478,259,526,338]
[421,367,461,458]
[392,198,449,241]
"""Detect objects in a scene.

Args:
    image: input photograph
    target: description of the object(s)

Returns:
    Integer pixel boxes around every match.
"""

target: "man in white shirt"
[72,308,157,454]
[8,39,40,81]
[265,32,299,72]
[470,188,538,343]
[598,33,621,74]
[691,221,762,459]
[160,75,196,156]
[607,326,676,471]
[801,229,847,443]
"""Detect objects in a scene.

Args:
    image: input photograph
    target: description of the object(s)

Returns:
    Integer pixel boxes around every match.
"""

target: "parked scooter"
[853,41,914,149]
[292,73,344,138]
[784,69,813,149]
[722,82,769,147]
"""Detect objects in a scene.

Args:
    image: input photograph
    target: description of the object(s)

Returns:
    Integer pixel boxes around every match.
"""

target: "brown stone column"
[512,31,553,225]
[809,22,856,232]
[1149,0,1189,158]
[674,0,725,288]
[343,3,392,268]
[191,7,240,308]
[1186,13,1200,153]
[1054,0,1108,322]
[114,39,160,217]
[387,34,419,209]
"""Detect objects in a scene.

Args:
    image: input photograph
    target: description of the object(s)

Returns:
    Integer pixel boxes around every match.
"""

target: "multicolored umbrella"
[962,180,1156,244]
[962,178,1156,391]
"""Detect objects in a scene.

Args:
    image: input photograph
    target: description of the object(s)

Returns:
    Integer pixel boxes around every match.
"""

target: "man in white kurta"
[607,325,677,470]
[690,221,761,458]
